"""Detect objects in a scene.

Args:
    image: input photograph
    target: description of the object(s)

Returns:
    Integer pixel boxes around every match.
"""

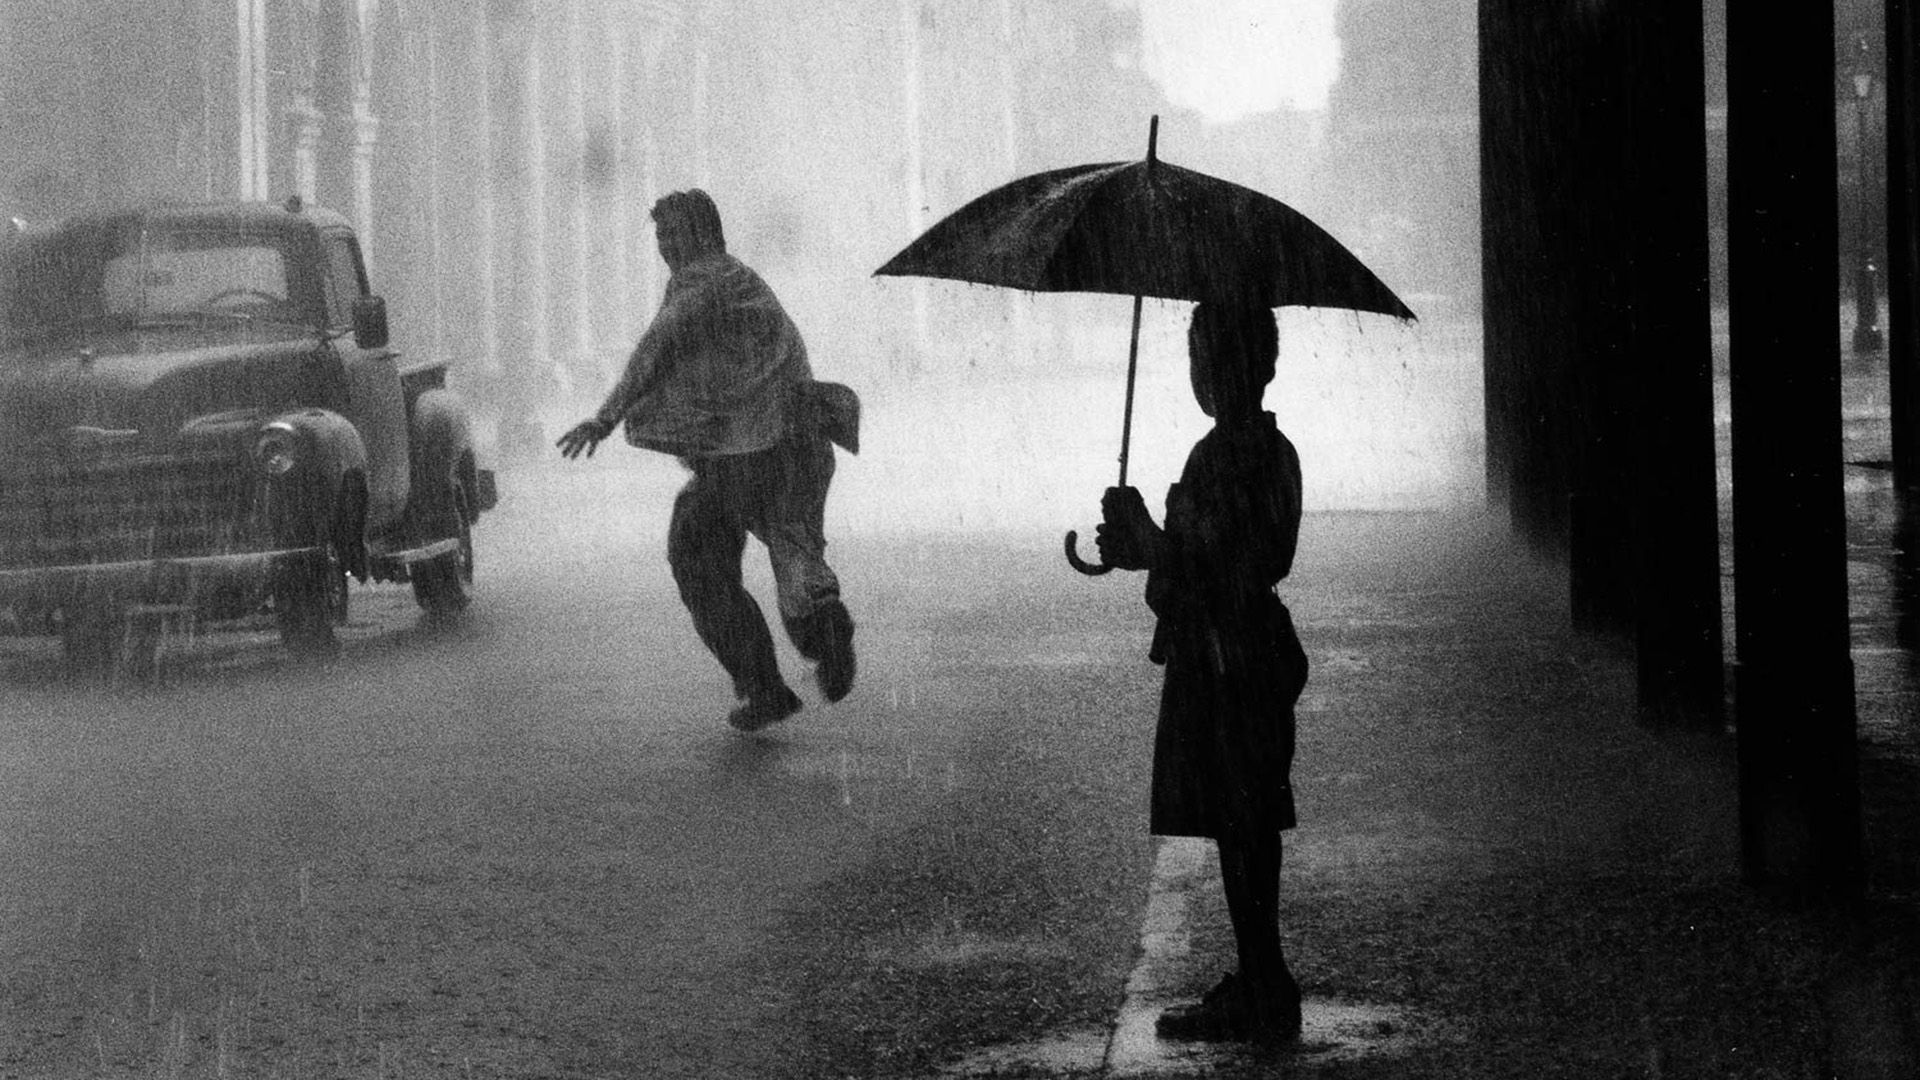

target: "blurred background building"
[0,2,1888,447]
[0,1,1485,438]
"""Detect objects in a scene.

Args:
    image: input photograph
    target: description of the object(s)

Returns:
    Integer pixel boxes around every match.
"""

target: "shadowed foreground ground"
[1108,507,1920,1079]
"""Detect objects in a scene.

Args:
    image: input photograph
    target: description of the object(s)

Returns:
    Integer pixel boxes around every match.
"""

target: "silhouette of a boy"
[1097,301,1309,1043]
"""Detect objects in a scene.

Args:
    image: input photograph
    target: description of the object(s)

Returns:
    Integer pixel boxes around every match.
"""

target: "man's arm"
[557,333,665,460]
[593,331,664,428]
[557,279,702,460]
[553,415,609,458]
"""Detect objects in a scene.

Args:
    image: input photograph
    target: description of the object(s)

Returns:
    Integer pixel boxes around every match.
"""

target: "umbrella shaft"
[1117,294,1144,487]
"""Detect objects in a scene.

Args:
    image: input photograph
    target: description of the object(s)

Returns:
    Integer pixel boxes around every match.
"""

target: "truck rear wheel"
[411,469,473,617]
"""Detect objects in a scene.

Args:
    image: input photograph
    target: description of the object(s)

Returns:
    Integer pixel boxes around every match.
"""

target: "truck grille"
[0,454,268,569]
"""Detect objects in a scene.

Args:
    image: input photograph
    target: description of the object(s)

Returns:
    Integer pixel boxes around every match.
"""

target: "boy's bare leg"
[1218,835,1301,1032]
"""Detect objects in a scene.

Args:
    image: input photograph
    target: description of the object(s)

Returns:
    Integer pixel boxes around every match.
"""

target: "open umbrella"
[875,116,1415,574]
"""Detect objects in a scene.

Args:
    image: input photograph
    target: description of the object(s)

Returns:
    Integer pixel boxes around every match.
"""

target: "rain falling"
[1,1,1916,1078]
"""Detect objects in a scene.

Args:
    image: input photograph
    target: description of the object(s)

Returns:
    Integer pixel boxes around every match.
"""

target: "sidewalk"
[908,502,1916,1079]
[1095,509,1918,1078]
[1113,330,1920,1076]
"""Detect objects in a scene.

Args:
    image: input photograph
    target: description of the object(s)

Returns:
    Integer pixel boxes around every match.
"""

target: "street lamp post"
[1854,37,1886,353]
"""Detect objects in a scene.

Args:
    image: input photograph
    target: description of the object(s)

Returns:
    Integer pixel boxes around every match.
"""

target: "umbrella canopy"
[874,117,1412,575]
[875,154,1415,319]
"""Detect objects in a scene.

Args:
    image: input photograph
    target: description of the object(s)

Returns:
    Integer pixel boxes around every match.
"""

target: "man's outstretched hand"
[557,417,615,460]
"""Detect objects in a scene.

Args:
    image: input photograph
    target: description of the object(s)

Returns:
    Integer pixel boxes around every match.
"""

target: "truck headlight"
[254,422,299,477]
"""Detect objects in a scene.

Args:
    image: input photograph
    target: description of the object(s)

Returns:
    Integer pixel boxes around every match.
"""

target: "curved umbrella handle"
[1063,529,1114,576]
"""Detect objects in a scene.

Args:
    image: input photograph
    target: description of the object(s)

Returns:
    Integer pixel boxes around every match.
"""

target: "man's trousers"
[666,433,842,701]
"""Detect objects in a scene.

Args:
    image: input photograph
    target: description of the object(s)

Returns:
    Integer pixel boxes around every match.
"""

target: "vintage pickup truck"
[0,199,494,668]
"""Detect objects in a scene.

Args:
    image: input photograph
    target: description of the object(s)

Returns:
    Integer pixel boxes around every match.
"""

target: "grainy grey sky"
[1133,0,1343,119]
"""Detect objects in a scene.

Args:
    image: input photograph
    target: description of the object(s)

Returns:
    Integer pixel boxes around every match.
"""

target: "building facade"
[7,1,1466,437]
[1,0,699,451]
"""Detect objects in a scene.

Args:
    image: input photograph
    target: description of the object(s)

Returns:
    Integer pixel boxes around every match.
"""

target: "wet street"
[3,326,1918,1078]
[0,460,1170,1079]
[0,307,1487,1079]
[12,0,1920,1071]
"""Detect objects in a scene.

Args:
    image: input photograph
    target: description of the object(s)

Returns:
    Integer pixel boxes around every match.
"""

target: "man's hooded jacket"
[595,252,819,459]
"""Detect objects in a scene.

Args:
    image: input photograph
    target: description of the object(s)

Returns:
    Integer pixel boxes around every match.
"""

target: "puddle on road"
[944,998,1429,1077]
[945,1028,1108,1076]
[1293,999,1425,1061]
[866,926,1072,970]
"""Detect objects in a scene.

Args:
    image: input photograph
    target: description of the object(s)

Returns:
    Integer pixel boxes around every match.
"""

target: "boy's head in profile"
[1188,302,1277,421]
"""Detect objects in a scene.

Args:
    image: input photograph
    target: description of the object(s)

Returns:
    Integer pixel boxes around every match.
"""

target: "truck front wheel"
[275,539,346,658]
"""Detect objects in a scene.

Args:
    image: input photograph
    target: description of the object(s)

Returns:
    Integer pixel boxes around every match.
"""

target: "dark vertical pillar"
[1891,0,1920,487]
[1619,1,1725,725]
[1478,2,1576,556]
[1727,4,1863,897]
[1562,8,1638,638]
[1477,0,1518,521]
[1480,2,1723,716]
[1892,2,1920,657]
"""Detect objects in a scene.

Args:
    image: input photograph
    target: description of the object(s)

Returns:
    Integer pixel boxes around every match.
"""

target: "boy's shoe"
[1248,985,1304,1045]
[728,685,803,732]
[1155,973,1302,1045]
[813,600,856,703]
[1155,974,1243,1042]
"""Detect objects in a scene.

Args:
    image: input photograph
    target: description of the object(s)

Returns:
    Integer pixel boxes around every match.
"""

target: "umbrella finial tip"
[1147,115,1159,162]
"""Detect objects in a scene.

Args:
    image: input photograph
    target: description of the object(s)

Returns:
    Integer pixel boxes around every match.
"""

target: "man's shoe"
[728,685,803,732]
[813,600,856,703]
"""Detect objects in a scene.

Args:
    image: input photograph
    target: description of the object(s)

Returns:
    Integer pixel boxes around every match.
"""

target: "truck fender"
[406,388,476,535]
[261,407,370,572]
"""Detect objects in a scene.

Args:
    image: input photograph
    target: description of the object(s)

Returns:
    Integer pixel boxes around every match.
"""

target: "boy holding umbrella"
[1097,301,1310,1044]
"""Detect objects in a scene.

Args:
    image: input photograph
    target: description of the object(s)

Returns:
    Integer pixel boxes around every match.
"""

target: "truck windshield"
[0,222,307,343]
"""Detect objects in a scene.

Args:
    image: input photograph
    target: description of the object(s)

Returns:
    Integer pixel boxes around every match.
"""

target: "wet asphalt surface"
[4,325,1918,1078]
[0,311,1484,1079]
[0,460,1168,1079]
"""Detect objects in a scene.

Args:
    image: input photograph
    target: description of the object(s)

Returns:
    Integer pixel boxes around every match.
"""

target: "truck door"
[321,230,410,533]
